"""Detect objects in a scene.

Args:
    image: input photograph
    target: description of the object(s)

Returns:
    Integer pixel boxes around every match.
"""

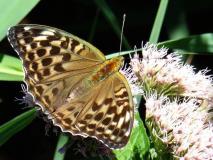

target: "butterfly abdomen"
[89,57,124,84]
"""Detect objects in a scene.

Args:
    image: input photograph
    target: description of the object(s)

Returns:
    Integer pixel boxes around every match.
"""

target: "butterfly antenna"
[119,14,126,56]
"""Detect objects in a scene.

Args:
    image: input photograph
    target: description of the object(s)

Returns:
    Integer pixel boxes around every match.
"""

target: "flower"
[145,96,213,159]
[125,43,213,159]
[129,43,213,100]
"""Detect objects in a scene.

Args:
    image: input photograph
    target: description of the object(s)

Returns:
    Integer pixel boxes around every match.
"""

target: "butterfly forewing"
[8,25,105,82]
[8,24,134,149]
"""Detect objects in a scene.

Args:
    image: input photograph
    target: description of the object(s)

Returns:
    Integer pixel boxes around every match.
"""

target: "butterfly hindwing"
[53,72,134,149]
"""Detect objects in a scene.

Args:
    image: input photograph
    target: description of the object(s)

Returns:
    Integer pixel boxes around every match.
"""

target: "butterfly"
[7,24,134,149]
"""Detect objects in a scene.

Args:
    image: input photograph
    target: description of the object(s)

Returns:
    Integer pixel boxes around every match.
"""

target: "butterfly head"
[111,56,124,71]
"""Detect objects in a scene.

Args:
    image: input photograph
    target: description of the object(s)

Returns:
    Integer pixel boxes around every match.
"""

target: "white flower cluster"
[124,43,213,159]
[129,43,213,100]
[146,96,213,159]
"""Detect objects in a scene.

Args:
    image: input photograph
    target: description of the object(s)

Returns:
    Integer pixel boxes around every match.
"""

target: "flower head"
[129,43,213,101]
[124,43,213,159]
[146,96,213,159]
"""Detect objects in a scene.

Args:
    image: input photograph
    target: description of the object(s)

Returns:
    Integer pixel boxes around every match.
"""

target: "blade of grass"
[105,32,213,60]
[93,0,130,49]
[0,108,36,146]
[0,68,23,81]
[106,48,143,59]
[149,0,169,43]
[167,12,189,39]
[165,1,192,62]
[88,8,100,42]
[166,1,189,40]
[53,133,69,160]
[158,33,213,53]
[0,54,22,71]
[0,54,23,81]
[0,0,39,41]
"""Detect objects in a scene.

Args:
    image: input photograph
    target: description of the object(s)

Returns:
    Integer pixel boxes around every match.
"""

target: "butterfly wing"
[8,24,106,82]
[8,24,106,62]
[53,72,134,149]
[8,24,105,112]
[8,24,134,149]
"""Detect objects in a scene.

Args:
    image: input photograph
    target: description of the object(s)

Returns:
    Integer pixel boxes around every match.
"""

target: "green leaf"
[93,0,130,49]
[0,108,36,146]
[0,0,40,41]
[149,0,169,43]
[0,54,23,81]
[113,113,150,160]
[53,133,69,160]
[158,33,213,53]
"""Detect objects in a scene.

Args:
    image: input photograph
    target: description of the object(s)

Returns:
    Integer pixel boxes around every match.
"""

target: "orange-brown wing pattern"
[53,72,134,149]
[8,24,134,149]
[7,25,105,112]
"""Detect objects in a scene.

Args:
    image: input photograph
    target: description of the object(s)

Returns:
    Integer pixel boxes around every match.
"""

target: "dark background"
[0,0,212,159]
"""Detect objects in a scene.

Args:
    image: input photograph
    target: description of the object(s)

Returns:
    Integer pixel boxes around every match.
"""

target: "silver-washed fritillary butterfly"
[7,24,134,149]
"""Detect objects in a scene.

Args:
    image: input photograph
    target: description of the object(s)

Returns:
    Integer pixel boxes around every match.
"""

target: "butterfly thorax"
[66,57,124,101]
[89,56,124,84]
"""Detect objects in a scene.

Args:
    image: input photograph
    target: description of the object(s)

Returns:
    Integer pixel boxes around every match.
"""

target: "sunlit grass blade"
[166,1,189,40]
[167,12,189,40]
[0,70,23,81]
[88,9,100,43]
[0,0,39,41]
[93,0,130,49]
[106,48,143,60]
[53,133,69,160]
[113,113,150,160]
[158,33,213,53]
[165,4,191,62]
[0,108,36,146]
[149,0,169,43]
[0,54,23,81]
[0,54,22,71]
